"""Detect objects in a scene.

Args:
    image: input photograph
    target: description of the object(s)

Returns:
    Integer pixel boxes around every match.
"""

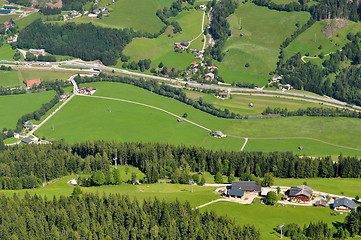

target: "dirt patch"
[322,19,350,38]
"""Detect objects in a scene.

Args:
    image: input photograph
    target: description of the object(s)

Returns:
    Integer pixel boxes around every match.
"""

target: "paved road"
[3,59,360,111]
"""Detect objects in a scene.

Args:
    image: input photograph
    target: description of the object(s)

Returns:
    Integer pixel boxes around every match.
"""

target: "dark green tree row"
[282,207,361,239]
[254,0,360,21]
[74,74,241,118]
[0,193,260,239]
[62,0,91,11]
[2,140,361,190]
[16,19,134,65]
[262,106,361,119]
[7,0,31,7]
[39,7,62,15]
[208,0,239,61]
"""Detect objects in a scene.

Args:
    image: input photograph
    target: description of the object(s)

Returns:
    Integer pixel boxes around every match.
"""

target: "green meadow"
[216,2,310,86]
[185,90,327,116]
[0,70,21,88]
[273,178,361,197]
[0,174,219,208]
[17,70,74,82]
[0,91,56,129]
[15,12,41,29]
[284,20,361,60]
[123,8,204,69]
[203,201,346,240]
[0,42,17,61]
[34,82,361,156]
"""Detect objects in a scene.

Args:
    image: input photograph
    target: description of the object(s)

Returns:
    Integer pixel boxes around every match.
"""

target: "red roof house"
[24,79,41,88]
[219,92,228,96]
[191,61,198,67]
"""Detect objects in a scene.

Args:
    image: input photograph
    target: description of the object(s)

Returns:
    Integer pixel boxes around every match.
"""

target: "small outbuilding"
[214,131,226,138]
[177,118,183,123]
[298,146,304,150]
[314,198,327,207]
[21,138,35,145]
[67,179,78,186]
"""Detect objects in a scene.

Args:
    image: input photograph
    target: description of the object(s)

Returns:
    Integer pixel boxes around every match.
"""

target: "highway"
[3,59,360,110]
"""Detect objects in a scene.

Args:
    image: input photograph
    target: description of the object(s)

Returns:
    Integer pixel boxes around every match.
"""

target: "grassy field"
[123,8,204,70]
[64,0,172,34]
[216,3,310,86]
[284,20,361,60]
[0,175,219,208]
[274,178,361,197]
[0,70,21,88]
[203,201,346,240]
[14,12,41,29]
[0,91,56,129]
[17,70,74,82]
[185,90,327,116]
[35,82,361,156]
[0,42,17,61]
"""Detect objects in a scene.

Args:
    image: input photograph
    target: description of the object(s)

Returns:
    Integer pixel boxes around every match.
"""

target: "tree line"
[7,0,31,7]
[282,207,361,239]
[16,19,134,66]
[0,193,260,239]
[74,74,241,119]
[1,140,361,190]
[262,106,361,119]
[39,7,62,15]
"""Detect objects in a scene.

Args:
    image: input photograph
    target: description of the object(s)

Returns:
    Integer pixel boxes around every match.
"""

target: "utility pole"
[189,180,194,193]
[113,157,117,169]
[315,32,317,43]
[278,224,285,239]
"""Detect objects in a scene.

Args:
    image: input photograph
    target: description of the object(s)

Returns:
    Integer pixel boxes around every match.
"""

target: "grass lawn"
[0,70,21,88]
[274,178,361,197]
[284,20,361,60]
[114,165,146,183]
[0,42,17,61]
[35,82,361,156]
[65,0,172,34]
[202,201,346,240]
[0,175,219,208]
[216,2,310,86]
[123,8,204,70]
[185,90,326,116]
[15,12,41,29]
[17,70,74,82]
[0,91,56,129]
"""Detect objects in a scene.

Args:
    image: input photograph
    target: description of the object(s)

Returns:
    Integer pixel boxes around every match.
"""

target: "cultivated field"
[203,201,346,240]
[0,70,21,88]
[34,82,361,157]
[216,3,310,86]
[0,90,56,129]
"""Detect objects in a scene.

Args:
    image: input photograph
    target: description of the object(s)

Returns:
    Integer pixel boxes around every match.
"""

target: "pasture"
[0,90,56,129]
[123,8,204,69]
[284,20,361,60]
[17,70,74,82]
[0,175,219,208]
[0,70,21,88]
[185,90,327,116]
[35,82,361,156]
[216,3,310,86]
[0,42,17,61]
[274,178,361,197]
[203,201,346,240]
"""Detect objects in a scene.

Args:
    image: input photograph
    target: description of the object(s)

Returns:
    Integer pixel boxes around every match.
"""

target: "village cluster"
[222,181,357,212]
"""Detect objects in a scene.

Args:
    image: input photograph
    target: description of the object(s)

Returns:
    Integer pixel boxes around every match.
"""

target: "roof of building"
[289,185,313,198]
[87,87,94,91]
[228,189,244,197]
[214,131,224,136]
[21,138,34,144]
[219,92,228,96]
[205,73,214,77]
[314,199,327,207]
[3,21,11,26]
[191,61,198,66]
[334,198,356,209]
[231,181,261,192]
[24,79,41,87]
[0,9,11,13]
[3,5,19,9]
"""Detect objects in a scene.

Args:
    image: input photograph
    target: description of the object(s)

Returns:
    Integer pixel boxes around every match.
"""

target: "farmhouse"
[70,10,78,15]
[183,69,191,76]
[24,79,42,88]
[191,62,198,67]
[227,181,261,199]
[29,49,46,56]
[21,138,35,145]
[92,9,101,14]
[2,21,14,29]
[205,73,214,80]
[67,179,78,186]
[288,185,313,202]
[333,198,356,212]
[7,35,17,43]
[208,64,217,70]
[314,199,327,207]
[214,131,226,138]
[78,86,97,95]
[199,5,207,10]
[218,92,228,98]
[181,40,190,46]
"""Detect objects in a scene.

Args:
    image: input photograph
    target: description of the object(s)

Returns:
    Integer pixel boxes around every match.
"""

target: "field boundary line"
[81,95,212,132]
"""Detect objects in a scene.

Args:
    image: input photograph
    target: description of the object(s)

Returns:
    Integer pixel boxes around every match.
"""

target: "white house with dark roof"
[333,198,356,212]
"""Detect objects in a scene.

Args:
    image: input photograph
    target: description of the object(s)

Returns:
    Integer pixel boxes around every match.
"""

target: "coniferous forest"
[0,193,261,239]
[0,141,360,190]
